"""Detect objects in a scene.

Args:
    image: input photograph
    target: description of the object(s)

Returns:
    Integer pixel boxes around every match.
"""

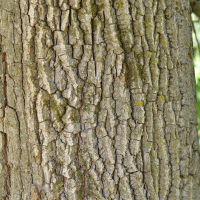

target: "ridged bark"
[0,0,200,199]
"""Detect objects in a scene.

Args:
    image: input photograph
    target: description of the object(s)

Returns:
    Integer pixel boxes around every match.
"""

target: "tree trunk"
[0,0,200,199]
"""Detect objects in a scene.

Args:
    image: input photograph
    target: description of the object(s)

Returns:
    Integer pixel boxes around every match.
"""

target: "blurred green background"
[192,14,200,150]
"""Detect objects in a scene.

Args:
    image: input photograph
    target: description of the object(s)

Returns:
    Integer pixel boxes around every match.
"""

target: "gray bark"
[0,0,200,199]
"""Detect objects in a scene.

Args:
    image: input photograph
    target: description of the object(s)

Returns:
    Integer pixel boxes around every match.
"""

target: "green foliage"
[192,14,200,150]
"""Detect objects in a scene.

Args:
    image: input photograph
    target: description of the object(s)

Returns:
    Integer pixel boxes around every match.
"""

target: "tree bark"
[0,0,200,199]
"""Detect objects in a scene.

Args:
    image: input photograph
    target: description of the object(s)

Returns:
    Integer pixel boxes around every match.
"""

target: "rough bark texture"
[0,0,200,199]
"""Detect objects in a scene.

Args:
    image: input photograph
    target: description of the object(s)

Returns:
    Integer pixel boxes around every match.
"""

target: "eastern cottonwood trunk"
[0,0,200,199]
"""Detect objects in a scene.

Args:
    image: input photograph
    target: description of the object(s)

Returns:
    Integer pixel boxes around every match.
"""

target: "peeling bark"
[0,0,200,199]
